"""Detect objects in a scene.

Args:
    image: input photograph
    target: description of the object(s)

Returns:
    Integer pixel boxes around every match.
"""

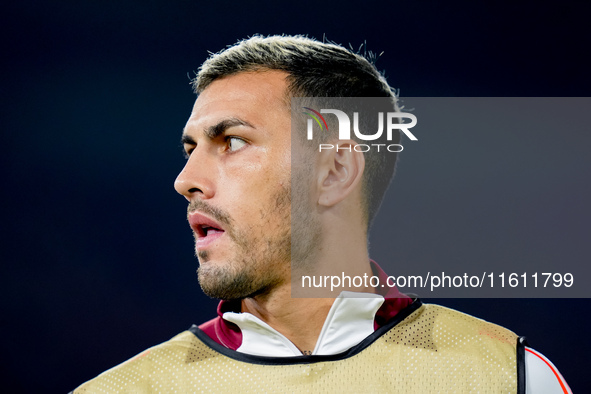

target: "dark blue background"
[1,1,589,392]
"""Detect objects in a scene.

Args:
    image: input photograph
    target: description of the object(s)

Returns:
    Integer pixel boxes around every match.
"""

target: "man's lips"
[188,212,226,249]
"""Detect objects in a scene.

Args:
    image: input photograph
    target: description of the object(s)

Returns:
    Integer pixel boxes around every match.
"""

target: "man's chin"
[197,263,283,300]
[198,264,251,300]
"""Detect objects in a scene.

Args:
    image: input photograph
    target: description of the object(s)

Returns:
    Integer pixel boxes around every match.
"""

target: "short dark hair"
[192,35,400,225]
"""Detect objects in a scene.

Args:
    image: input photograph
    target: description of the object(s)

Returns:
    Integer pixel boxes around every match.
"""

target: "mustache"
[187,199,233,229]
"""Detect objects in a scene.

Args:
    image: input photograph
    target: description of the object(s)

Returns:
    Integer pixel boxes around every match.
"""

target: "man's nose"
[174,148,216,201]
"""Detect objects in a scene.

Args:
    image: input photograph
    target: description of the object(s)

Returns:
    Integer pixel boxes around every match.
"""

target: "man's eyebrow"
[204,117,254,139]
[181,118,254,145]
[181,134,196,145]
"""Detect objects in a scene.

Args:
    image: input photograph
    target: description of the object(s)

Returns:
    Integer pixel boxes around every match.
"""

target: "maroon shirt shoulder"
[198,299,243,349]
[371,261,413,329]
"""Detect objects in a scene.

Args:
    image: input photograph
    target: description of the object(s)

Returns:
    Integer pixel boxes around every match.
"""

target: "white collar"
[222,291,385,357]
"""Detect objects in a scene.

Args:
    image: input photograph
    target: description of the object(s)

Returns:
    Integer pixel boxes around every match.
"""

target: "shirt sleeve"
[525,347,572,394]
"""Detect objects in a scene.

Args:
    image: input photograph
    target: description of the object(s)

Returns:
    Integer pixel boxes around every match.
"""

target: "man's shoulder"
[416,303,518,341]
[72,330,207,393]
[387,302,519,357]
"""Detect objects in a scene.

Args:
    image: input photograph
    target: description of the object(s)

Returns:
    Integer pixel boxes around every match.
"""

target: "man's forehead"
[183,71,292,137]
[195,71,289,106]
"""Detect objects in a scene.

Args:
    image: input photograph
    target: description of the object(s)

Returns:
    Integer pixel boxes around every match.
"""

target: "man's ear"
[317,140,365,207]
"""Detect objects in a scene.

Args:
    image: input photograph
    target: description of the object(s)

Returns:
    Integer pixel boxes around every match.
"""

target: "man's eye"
[228,137,247,151]
[183,148,194,158]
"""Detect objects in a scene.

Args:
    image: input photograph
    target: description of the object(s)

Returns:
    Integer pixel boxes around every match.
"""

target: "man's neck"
[239,259,376,354]
[239,208,374,353]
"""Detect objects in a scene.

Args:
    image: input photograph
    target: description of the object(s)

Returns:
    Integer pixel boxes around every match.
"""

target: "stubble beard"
[290,167,321,275]
[193,169,322,300]
[195,183,295,300]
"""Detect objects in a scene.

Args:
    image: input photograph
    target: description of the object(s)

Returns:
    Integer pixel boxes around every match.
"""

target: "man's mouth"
[196,224,224,238]
[188,212,226,249]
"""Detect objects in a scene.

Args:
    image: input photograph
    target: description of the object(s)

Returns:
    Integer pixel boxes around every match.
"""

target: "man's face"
[175,71,298,300]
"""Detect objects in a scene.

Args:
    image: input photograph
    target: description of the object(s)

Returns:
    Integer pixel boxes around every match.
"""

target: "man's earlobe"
[317,141,365,207]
